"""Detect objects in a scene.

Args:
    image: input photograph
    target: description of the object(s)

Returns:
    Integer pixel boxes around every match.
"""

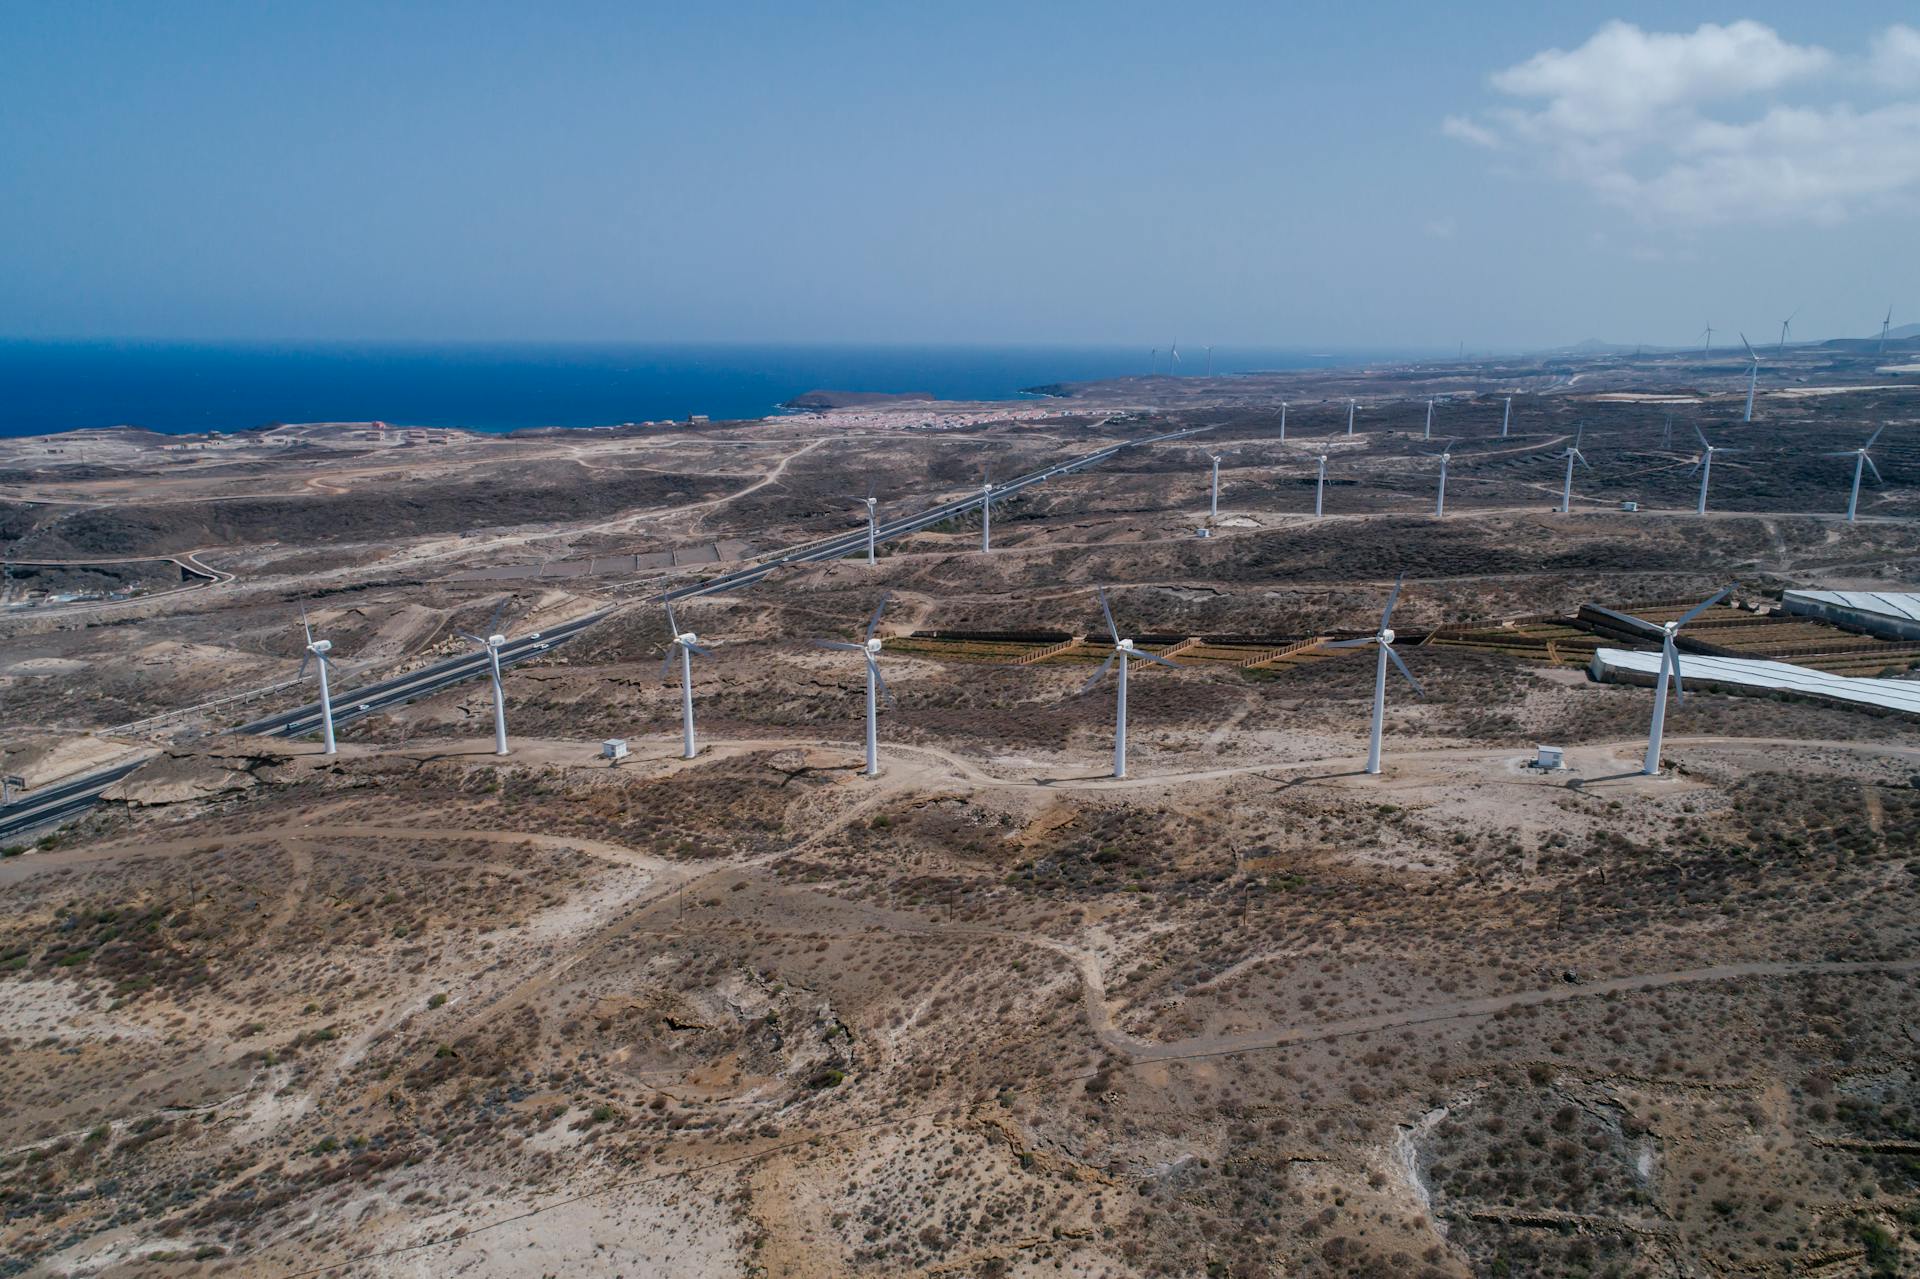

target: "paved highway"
[0,421,1211,840]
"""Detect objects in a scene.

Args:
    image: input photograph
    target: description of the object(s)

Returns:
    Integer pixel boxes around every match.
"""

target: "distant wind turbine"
[1558,423,1590,514]
[854,480,879,567]
[661,600,713,759]
[979,470,995,553]
[1428,439,1457,516]
[1621,586,1735,776]
[1690,425,1744,516]
[812,595,894,777]
[456,600,517,756]
[1078,587,1181,779]
[1700,324,1714,357]
[1326,574,1423,775]
[1882,307,1895,355]
[1278,401,1288,441]
[1206,451,1233,519]
[1424,397,1435,440]
[1347,398,1356,436]
[1204,345,1214,376]
[1149,348,1158,375]
[1170,342,1181,373]
[1824,427,1886,522]
[1314,453,1329,517]
[1501,396,1512,438]
[297,609,338,756]
[1740,333,1759,422]
[1777,309,1796,353]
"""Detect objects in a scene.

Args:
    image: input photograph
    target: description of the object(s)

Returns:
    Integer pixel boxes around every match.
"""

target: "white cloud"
[1446,21,1920,224]
[1871,24,1920,90]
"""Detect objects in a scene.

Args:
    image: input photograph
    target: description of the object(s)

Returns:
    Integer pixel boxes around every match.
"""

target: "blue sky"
[0,2,1911,348]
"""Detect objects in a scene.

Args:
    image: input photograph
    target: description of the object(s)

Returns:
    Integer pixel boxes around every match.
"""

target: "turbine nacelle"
[1379,628,1395,646]
[1117,637,1136,654]
[486,633,507,648]
[307,638,332,655]
[865,636,884,656]
[676,630,699,648]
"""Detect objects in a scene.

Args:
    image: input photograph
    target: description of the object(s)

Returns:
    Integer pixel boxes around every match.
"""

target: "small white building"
[1532,745,1564,771]
[601,738,629,760]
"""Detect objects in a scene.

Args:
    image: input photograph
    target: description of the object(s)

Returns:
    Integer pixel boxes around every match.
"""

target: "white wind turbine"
[1347,398,1356,436]
[1326,574,1423,775]
[1204,345,1214,376]
[813,595,894,777]
[1078,587,1181,779]
[1690,426,1743,516]
[1700,324,1714,357]
[1740,333,1759,422]
[1206,450,1235,519]
[297,608,338,756]
[1824,427,1886,523]
[457,600,516,756]
[1620,586,1734,776]
[1278,401,1288,441]
[1501,396,1512,438]
[1881,307,1894,355]
[1313,453,1329,517]
[1424,398,1436,440]
[1558,423,1590,514]
[978,469,995,552]
[661,600,712,759]
[854,479,880,567]
[1777,309,1796,353]
[1170,341,1181,373]
[1427,438,1457,516]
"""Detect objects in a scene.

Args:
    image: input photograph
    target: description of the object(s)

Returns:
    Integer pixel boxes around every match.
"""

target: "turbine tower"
[855,480,880,567]
[1824,427,1886,522]
[1326,574,1423,775]
[1690,426,1743,516]
[1424,398,1435,440]
[1149,348,1157,375]
[1501,396,1512,438]
[979,471,994,552]
[812,594,894,777]
[1347,398,1356,436]
[1740,333,1759,422]
[1558,423,1589,514]
[662,600,712,759]
[457,600,515,756]
[1078,587,1181,779]
[1428,439,1457,516]
[1204,345,1214,376]
[1206,451,1231,519]
[298,608,338,756]
[1278,401,1288,441]
[1314,454,1329,517]
[1620,586,1734,776]
[1700,324,1714,357]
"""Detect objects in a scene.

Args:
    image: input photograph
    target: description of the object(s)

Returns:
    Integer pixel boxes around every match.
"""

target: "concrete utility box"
[1620,501,1639,512]
[1196,527,1212,538]
[601,738,629,760]
[1533,745,1564,771]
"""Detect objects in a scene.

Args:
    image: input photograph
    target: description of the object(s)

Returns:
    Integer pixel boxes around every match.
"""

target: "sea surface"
[0,342,1399,438]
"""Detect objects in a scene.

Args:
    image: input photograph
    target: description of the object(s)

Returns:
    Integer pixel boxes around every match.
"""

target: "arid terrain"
[5,342,1920,1278]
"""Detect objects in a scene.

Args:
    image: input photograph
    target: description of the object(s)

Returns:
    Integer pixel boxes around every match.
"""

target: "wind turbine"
[1149,348,1158,375]
[812,594,894,777]
[1313,453,1329,517]
[661,600,712,759]
[1740,333,1759,422]
[1690,426,1743,516]
[1347,398,1356,436]
[1170,342,1181,373]
[1777,310,1796,353]
[1077,587,1181,779]
[297,608,338,756]
[1278,401,1288,441]
[1621,586,1734,776]
[1661,412,1675,450]
[1424,398,1435,440]
[457,600,516,756]
[1700,324,1714,357]
[1428,439,1457,516]
[1558,423,1590,514]
[854,480,879,567]
[1204,345,1214,376]
[1206,450,1234,519]
[1326,574,1422,775]
[979,470,995,552]
[1501,396,1512,438]
[1881,307,1894,355]
[1824,427,1886,522]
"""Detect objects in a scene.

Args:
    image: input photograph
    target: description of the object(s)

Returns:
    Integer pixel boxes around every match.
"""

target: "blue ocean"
[0,341,1391,437]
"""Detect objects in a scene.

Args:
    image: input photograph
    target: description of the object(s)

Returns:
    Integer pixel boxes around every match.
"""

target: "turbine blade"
[455,631,486,646]
[300,607,313,644]
[868,656,897,707]
[1384,643,1425,698]
[1382,573,1404,628]
[1132,649,1182,668]
[1864,426,1885,451]
[813,639,863,652]
[298,653,311,680]
[864,592,891,642]
[1575,450,1589,469]
[1667,637,1686,704]
[1097,587,1120,644]
[1324,637,1377,649]
[660,647,676,680]
[1077,652,1117,696]
[1693,424,1711,452]
[1740,333,1754,358]
[665,600,679,636]
[1865,454,1884,484]
[1676,585,1734,627]
[485,599,509,635]
[684,641,714,658]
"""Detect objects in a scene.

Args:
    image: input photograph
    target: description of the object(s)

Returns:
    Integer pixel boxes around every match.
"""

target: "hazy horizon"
[3,3,1914,350]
